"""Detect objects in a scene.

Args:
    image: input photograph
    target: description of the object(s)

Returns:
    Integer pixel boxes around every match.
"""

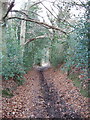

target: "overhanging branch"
[24,35,46,45]
[7,17,67,34]
[11,10,45,20]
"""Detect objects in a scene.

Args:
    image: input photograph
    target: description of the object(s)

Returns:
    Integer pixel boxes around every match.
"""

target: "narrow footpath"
[2,67,89,119]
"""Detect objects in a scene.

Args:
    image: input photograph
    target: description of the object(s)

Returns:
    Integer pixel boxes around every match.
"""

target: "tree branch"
[3,0,15,20]
[41,2,75,28]
[41,2,57,19]
[7,17,67,34]
[29,1,43,8]
[24,35,46,45]
[11,10,29,18]
[11,10,44,20]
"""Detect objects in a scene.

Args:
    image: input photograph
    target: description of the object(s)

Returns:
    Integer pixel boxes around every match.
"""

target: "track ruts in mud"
[38,68,83,119]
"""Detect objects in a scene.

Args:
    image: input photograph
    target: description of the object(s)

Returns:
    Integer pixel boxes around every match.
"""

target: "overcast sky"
[11,0,86,22]
[13,0,87,10]
[13,0,28,10]
[12,0,58,23]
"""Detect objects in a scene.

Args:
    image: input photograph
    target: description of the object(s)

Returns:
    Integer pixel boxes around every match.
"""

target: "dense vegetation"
[1,0,89,97]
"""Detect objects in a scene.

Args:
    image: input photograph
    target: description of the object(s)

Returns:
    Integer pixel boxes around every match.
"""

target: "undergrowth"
[2,89,14,98]
[68,73,89,98]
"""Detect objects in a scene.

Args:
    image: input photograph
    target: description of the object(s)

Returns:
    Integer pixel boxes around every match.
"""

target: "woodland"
[0,0,90,119]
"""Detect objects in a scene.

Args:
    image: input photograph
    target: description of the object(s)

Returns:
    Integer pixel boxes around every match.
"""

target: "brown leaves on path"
[2,68,89,119]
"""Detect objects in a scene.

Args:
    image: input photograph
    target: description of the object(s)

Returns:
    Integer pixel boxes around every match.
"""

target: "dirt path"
[38,70,81,119]
[2,68,89,119]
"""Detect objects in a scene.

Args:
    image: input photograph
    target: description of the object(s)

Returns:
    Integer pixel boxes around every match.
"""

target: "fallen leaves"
[2,68,89,118]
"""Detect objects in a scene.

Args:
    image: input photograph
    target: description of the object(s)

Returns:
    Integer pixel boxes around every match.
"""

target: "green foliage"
[49,33,67,67]
[1,24,25,84]
[2,89,14,98]
[60,18,89,97]
[13,74,25,86]
[1,0,89,98]
[69,73,89,98]
[62,19,88,73]
[50,43,65,67]
[24,14,50,68]
[23,36,50,69]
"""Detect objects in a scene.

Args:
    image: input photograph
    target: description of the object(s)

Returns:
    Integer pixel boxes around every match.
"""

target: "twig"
[41,2,75,28]
[11,10,29,18]
[41,2,57,19]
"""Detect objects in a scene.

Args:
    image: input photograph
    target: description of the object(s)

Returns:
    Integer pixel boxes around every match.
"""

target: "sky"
[13,0,87,10]
[12,0,58,23]
[13,0,28,10]
[11,0,86,22]
[13,0,57,11]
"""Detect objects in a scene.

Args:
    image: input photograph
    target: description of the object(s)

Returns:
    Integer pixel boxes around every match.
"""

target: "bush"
[1,25,25,84]
[50,40,67,67]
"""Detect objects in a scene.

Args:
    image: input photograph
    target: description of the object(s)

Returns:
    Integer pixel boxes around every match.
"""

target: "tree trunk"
[20,5,27,57]
[0,0,8,57]
[0,0,8,118]
[20,17,26,57]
